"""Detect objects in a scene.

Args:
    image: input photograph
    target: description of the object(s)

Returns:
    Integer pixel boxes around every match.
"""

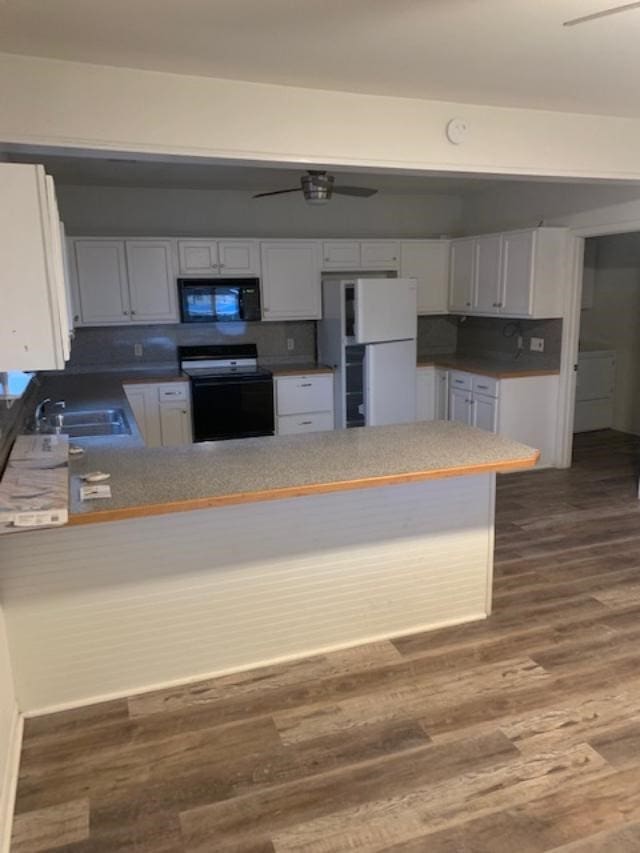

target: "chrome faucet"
[34,398,66,432]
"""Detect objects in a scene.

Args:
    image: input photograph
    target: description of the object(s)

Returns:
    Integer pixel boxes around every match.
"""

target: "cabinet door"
[126,240,177,323]
[435,369,448,420]
[501,231,534,316]
[474,234,503,314]
[159,402,192,446]
[123,384,162,447]
[448,387,473,425]
[276,412,334,435]
[449,239,475,312]
[74,240,130,325]
[260,241,322,320]
[473,393,498,433]
[360,241,399,269]
[400,241,449,314]
[218,240,259,276]
[322,241,360,270]
[123,385,150,443]
[177,240,219,275]
[416,367,436,421]
[276,374,334,415]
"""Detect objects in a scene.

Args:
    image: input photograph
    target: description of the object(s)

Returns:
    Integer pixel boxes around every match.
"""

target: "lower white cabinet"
[435,368,448,420]
[447,369,559,466]
[274,373,334,434]
[416,366,436,421]
[124,381,192,447]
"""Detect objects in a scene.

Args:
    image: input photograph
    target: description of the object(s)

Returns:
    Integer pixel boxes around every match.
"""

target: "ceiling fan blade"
[333,186,378,198]
[564,1,640,26]
[252,188,300,198]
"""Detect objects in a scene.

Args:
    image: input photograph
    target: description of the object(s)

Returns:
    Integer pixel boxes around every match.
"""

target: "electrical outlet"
[286,338,295,352]
[530,337,544,352]
[134,344,143,357]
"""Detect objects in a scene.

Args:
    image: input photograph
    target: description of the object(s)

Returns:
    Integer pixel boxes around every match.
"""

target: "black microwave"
[178,278,261,323]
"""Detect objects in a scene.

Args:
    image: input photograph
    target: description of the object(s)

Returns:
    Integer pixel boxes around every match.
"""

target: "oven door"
[190,375,274,441]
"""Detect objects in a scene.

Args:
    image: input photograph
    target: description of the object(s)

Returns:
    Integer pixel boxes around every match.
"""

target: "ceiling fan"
[253,170,378,205]
[564,1,640,26]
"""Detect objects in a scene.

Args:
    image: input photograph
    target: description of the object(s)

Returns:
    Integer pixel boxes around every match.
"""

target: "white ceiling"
[1,1,640,118]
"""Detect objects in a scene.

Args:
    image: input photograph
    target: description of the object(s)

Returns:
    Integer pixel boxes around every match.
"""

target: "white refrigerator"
[318,277,417,428]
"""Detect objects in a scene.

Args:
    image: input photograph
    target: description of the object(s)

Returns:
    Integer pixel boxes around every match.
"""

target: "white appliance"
[318,277,417,428]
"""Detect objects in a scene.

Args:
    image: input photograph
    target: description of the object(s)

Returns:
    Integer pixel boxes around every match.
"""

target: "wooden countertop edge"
[68,450,540,527]
[417,362,560,378]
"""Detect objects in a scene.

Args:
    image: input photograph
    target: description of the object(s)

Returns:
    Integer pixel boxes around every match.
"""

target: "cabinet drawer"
[157,383,189,402]
[277,412,334,435]
[472,375,499,398]
[449,371,473,392]
[276,375,334,415]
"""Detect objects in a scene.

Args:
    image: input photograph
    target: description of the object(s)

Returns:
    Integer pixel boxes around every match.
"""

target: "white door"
[74,240,130,324]
[322,241,360,270]
[416,367,436,421]
[126,240,177,323]
[260,241,322,320]
[355,278,417,343]
[178,240,219,275]
[448,387,473,425]
[474,234,503,314]
[473,393,498,432]
[159,402,192,446]
[365,339,417,426]
[449,239,475,312]
[435,368,449,419]
[400,240,449,314]
[501,231,534,315]
[361,241,399,269]
[218,241,259,276]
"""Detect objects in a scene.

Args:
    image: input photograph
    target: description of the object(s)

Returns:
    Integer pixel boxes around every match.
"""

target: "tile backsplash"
[65,322,317,370]
[417,316,458,359]
[455,316,562,367]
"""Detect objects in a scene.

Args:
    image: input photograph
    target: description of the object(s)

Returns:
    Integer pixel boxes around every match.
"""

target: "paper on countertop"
[80,484,112,501]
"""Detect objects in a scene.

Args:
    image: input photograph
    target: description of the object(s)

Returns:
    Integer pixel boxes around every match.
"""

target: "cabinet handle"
[300,383,312,387]
[131,310,136,315]
[477,384,488,390]
[219,263,225,268]
[392,256,397,261]
[73,314,79,322]
[182,410,187,415]
[465,302,471,307]
[123,310,129,315]
[300,420,312,425]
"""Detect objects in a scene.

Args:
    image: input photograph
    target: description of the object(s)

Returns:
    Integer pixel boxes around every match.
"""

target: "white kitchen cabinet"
[400,240,450,315]
[449,387,474,425]
[177,239,259,276]
[72,238,178,325]
[473,393,499,432]
[73,240,130,325]
[260,241,322,320]
[126,240,177,322]
[274,373,334,434]
[159,401,192,446]
[124,381,191,447]
[360,241,399,269]
[0,163,72,370]
[322,241,361,270]
[416,366,436,421]
[435,368,448,420]
[474,234,503,314]
[449,238,475,312]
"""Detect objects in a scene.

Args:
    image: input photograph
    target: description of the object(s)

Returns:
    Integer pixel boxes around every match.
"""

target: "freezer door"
[365,339,417,426]
[354,278,417,343]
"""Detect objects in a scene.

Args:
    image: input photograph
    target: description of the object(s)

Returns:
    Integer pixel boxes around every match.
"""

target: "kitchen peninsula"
[0,421,537,716]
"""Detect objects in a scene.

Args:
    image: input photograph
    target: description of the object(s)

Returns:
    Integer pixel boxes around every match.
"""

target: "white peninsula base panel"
[0,474,495,715]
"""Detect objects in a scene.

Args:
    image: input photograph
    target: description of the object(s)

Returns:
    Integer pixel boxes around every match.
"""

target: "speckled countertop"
[68,421,538,526]
[417,355,560,378]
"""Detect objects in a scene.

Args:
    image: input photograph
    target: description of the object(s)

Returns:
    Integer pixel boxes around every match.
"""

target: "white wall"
[0,604,19,851]
[7,53,640,181]
[580,234,640,434]
[57,185,462,238]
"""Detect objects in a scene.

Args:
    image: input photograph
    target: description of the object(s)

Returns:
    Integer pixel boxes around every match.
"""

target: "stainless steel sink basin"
[43,407,131,438]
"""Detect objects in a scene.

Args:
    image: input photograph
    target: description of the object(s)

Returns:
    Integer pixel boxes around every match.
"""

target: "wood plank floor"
[11,429,640,852]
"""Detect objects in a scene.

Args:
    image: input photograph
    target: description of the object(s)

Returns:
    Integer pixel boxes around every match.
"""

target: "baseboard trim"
[1,710,23,853]
[22,611,488,719]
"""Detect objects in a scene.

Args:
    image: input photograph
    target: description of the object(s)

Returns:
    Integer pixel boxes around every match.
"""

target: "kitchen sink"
[42,407,131,438]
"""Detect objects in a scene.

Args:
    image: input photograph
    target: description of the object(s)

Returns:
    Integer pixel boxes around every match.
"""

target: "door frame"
[557,217,640,467]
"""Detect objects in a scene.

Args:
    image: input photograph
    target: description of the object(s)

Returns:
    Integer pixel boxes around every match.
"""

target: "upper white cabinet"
[72,238,178,326]
[449,228,566,319]
[177,239,258,276]
[321,240,399,271]
[0,164,71,371]
[400,240,450,314]
[260,241,322,320]
[448,238,475,312]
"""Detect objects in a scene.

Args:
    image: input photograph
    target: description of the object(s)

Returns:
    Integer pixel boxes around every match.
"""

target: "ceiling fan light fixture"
[302,172,334,204]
